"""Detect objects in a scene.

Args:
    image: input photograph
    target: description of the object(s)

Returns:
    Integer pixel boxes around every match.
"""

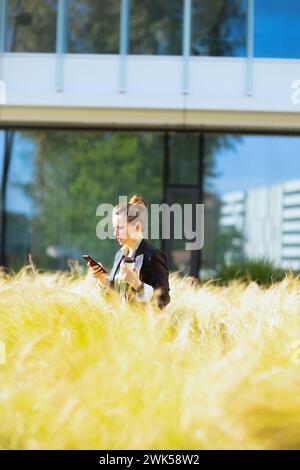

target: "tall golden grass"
[0,264,300,450]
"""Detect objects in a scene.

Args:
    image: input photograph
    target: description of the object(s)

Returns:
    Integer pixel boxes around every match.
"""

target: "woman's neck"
[125,235,143,252]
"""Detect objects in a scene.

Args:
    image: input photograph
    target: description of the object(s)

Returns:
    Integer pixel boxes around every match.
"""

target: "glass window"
[0,131,5,257]
[0,131,4,190]
[254,0,300,59]
[130,0,183,55]
[191,0,247,57]
[2,129,163,271]
[165,188,199,275]
[168,133,199,185]
[201,134,300,278]
[67,0,120,54]
[5,0,57,52]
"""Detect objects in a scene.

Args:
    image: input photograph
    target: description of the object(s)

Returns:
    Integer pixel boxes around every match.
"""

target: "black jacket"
[108,239,171,310]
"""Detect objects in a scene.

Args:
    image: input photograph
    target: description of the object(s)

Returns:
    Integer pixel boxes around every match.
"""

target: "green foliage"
[214,257,295,286]
[19,130,163,270]
[5,128,242,274]
[6,0,57,52]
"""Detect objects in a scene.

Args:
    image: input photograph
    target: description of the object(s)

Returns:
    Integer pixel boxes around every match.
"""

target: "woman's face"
[113,213,141,246]
[113,213,131,246]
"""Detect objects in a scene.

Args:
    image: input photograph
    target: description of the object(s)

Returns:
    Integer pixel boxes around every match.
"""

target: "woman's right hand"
[87,261,107,287]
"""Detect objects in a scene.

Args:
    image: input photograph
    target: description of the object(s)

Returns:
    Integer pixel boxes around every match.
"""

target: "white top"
[114,237,154,302]
[125,236,143,258]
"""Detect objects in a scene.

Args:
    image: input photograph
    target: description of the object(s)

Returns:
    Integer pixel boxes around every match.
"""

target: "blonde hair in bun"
[112,194,148,235]
[129,194,148,208]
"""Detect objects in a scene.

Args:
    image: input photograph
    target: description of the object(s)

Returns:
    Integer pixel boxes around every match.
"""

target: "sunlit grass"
[0,263,300,449]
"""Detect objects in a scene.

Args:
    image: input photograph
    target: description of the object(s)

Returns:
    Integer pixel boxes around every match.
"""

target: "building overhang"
[1,105,300,134]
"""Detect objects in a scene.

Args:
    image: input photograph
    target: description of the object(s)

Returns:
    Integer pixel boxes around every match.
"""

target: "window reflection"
[0,131,4,191]
[4,0,300,59]
[3,130,300,276]
[68,0,120,54]
[255,0,300,59]
[202,134,300,278]
[169,133,199,185]
[0,131,5,257]
[169,193,194,274]
[5,0,57,52]
[2,130,163,271]
[130,0,183,55]
[191,0,247,57]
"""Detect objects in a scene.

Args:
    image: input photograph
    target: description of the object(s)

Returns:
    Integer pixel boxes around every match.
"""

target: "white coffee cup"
[122,256,135,272]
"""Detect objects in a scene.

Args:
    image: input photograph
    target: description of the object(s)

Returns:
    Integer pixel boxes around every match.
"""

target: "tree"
[19,130,163,270]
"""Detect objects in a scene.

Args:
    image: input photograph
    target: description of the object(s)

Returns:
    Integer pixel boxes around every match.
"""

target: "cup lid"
[123,256,135,263]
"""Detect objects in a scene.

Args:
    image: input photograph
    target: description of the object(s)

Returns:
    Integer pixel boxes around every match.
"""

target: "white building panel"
[283,179,300,193]
[220,202,244,216]
[282,234,300,245]
[283,193,300,207]
[219,215,244,229]
[244,184,282,264]
[283,208,300,219]
[281,259,300,270]
[282,221,300,232]
[282,247,300,258]
[221,191,245,204]
[1,55,300,117]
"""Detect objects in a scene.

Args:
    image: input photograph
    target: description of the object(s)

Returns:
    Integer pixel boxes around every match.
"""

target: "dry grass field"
[0,264,300,449]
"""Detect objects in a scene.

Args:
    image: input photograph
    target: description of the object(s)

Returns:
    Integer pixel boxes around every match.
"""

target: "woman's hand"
[87,261,107,288]
[120,263,142,291]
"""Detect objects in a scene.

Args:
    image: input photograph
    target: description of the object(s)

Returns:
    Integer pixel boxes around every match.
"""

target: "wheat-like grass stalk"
[0,265,299,449]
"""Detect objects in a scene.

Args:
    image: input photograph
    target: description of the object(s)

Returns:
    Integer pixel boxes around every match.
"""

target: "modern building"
[0,0,300,277]
[220,179,300,271]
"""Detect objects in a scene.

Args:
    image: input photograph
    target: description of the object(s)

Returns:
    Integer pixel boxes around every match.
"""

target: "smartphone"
[82,255,108,274]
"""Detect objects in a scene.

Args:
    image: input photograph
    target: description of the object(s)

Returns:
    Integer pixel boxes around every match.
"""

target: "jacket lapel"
[134,238,146,258]
[134,254,144,273]
[109,239,147,282]
[109,249,125,282]
[133,238,146,274]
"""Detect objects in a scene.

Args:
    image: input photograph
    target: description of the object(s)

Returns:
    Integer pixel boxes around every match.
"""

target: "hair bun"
[129,194,148,208]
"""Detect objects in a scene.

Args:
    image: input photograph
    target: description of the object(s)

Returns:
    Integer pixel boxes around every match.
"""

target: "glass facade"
[1,130,163,271]
[0,131,4,189]
[254,0,300,59]
[202,134,300,277]
[1,129,300,276]
[129,0,183,55]
[1,3,300,277]
[169,133,199,185]
[67,0,120,54]
[165,133,201,274]
[191,0,247,57]
[5,0,57,52]
[2,0,300,58]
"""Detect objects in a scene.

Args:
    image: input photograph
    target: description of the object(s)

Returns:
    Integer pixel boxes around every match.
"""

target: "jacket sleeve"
[147,250,170,310]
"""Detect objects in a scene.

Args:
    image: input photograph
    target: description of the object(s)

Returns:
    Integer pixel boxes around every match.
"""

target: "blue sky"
[210,135,300,196]
[255,0,300,58]
[4,133,35,215]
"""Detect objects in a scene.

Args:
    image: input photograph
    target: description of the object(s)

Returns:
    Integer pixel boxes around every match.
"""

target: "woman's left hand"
[120,264,142,291]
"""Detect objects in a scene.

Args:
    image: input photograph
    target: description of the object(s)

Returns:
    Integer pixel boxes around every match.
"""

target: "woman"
[88,194,170,310]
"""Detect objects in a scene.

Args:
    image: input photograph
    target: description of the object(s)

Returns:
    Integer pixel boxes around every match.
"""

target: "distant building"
[220,179,300,270]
